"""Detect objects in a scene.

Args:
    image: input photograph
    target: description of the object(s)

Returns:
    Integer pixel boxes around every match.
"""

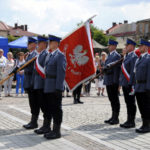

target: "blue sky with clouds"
[0,0,150,37]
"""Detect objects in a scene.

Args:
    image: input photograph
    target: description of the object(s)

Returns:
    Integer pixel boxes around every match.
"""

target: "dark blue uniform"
[135,53,150,120]
[24,50,40,117]
[134,39,150,133]
[23,49,39,129]
[119,51,138,128]
[104,50,121,124]
[44,48,66,138]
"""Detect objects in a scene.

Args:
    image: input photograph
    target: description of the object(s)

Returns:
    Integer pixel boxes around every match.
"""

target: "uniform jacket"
[104,50,121,85]
[24,50,38,89]
[44,49,66,93]
[33,49,48,90]
[119,51,138,87]
[134,53,150,92]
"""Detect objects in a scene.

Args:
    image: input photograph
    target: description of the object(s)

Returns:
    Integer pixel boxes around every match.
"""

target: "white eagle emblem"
[69,45,89,68]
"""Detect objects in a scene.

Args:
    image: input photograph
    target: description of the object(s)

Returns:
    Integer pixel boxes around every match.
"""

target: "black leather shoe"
[23,115,38,129]
[35,118,51,134]
[44,124,61,139]
[136,126,150,133]
[104,118,113,124]
[44,131,61,139]
[77,99,84,104]
[109,118,119,125]
[34,127,51,134]
[74,98,78,104]
[23,122,38,129]
[120,121,135,128]
[136,119,150,133]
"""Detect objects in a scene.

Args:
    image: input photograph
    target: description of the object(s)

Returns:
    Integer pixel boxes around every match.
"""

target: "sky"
[0,0,150,37]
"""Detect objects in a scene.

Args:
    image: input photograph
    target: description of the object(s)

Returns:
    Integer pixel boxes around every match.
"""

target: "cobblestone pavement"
[0,85,150,150]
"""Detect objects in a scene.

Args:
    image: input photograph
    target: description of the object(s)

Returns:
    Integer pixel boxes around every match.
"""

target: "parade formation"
[0,19,150,144]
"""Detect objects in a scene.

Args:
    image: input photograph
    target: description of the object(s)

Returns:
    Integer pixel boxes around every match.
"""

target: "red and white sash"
[35,55,45,78]
[121,59,135,95]
[121,63,130,81]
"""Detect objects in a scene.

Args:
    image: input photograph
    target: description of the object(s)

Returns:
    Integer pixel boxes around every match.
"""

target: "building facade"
[0,21,38,37]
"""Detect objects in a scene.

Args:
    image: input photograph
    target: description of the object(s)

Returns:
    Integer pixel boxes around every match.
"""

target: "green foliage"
[90,24,116,46]
[77,22,116,46]
[8,35,19,42]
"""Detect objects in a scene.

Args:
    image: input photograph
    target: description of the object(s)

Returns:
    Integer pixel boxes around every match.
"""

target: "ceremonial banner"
[59,21,96,91]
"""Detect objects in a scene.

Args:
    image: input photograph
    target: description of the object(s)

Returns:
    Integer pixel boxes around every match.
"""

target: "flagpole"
[61,15,97,40]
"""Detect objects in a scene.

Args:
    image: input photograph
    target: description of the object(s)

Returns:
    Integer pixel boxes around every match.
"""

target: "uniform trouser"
[135,92,150,120]
[85,82,91,93]
[122,86,136,117]
[106,84,120,113]
[0,85,2,96]
[34,89,50,119]
[73,84,82,99]
[26,88,40,117]
[45,92,62,125]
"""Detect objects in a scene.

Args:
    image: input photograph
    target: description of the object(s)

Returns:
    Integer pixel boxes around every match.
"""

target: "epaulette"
[114,51,121,57]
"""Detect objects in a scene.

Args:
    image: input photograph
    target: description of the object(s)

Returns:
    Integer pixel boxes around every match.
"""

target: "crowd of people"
[0,49,107,100]
[0,50,26,99]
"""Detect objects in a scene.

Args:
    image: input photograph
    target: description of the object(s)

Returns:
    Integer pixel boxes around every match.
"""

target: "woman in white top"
[3,52,14,97]
[97,52,107,96]
[0,49,7,99]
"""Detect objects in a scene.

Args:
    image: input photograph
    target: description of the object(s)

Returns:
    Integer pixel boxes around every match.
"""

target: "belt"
[136,80,146,84]
[46,75,56,79]
[25,72,32,75]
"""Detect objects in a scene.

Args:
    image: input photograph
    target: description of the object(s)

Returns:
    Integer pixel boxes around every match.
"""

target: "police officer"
[104,39,121,125]
[73,84,83,104]
[119,39,138,128]
[31,36,52,134]
[23,37,39,129]
[43,35,66,139]
[134,39,150,133]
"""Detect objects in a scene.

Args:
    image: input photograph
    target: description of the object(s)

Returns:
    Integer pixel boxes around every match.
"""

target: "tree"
[90,24,116,46]
[8,35,19,42]
[77,22,116,46]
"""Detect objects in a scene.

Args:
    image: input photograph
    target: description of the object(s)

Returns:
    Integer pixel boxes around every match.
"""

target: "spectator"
[3,52,15,97]
[0,49,6,100]
[94,55,100,90]
[97,52,107,96]
[16,52,25,97]
[85,82,91,96]
[62,84,71,97]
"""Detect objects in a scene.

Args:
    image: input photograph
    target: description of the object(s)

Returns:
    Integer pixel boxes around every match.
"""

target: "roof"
[106,24,122,34]
[0,21,9,31]
[137,18,150,23]
[108,23,136,37]
[0,21,38,36]
[9,28,37,36]
[92,39,106,49]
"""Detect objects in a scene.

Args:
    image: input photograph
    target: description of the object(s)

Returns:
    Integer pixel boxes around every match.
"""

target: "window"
[145,23,149,34]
